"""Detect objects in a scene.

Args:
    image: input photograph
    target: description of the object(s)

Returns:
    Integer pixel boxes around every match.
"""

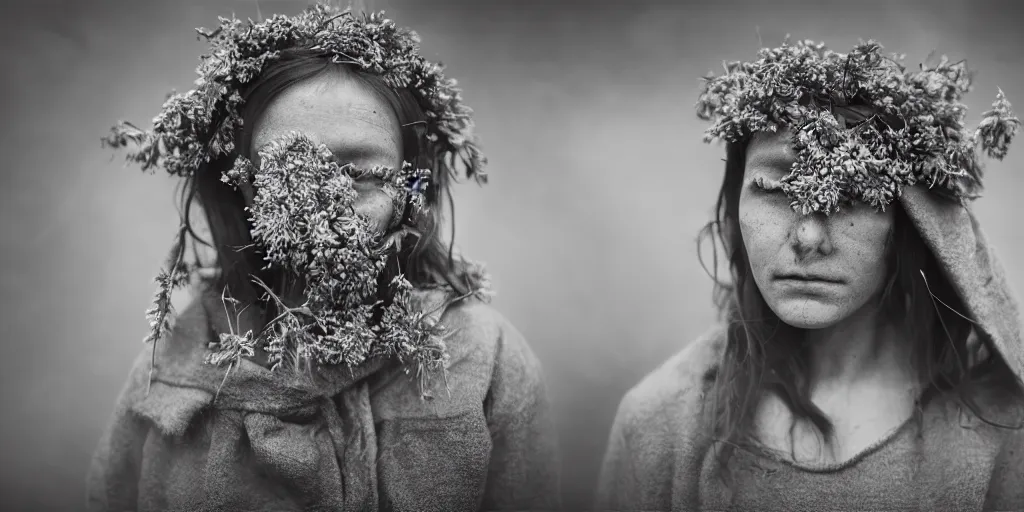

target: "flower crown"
[102,3,486,184]
[696,39,1020,215]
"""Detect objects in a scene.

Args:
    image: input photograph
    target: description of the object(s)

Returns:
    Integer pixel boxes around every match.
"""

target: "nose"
[790,213,833,260]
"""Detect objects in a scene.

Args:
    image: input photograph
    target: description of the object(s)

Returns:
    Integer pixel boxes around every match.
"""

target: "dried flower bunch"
[696,39,1020,215]
[102,3,488,380]
[206,132,446,374]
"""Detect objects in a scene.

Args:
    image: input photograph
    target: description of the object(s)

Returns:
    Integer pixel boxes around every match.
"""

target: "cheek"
[833,213,893,290]
[738,194,789,273]
[352,188,396,232]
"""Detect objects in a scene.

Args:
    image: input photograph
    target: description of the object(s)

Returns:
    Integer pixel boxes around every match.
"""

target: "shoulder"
[371,294,545,418]
[598,325,726,499]
[984,414,1024,509]
[112,295,216,437]
[437,296,540,377]
[615,325,726,438]
[120,290,213,391]
[980,382,1024,453]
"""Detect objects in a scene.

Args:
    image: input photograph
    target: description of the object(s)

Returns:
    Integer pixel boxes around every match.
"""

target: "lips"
[773,272,844,284]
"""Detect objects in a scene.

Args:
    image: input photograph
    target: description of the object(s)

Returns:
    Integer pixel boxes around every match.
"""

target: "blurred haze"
[1,0,1022,510]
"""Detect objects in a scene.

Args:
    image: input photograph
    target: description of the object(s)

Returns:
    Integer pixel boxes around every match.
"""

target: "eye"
[341,164,378,182]
[751,175,785,194]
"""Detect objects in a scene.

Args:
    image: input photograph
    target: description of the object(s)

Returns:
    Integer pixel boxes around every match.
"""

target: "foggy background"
[1,0,1022,510]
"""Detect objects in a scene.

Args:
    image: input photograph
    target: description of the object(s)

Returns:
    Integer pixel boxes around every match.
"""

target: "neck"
[803,304,914,389]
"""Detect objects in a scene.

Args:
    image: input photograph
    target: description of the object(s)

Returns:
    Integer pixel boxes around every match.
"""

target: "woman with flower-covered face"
[87,6,560,512]
[596,40,1024,511]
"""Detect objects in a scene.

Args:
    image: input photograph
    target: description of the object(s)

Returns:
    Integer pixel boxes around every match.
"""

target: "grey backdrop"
[2,0,1022,510]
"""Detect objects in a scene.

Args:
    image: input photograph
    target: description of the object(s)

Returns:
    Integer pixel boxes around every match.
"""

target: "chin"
[767,297,848,329]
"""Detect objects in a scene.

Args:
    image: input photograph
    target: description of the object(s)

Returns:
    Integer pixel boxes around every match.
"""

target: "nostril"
[791,216,832,258]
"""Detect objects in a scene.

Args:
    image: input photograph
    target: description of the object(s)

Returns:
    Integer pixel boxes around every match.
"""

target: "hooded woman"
[596,40,1023,511]
[87,5,560,511]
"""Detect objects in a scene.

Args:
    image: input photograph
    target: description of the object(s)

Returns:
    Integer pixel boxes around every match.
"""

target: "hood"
[901,186,1024,388]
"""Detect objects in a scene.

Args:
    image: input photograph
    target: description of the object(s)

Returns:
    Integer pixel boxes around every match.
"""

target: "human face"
[738,130,894,329]
[246,68,402,234]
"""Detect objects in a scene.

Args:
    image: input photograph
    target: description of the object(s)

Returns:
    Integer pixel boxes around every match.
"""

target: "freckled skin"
[739,130,894,329]
[244,68,402,234]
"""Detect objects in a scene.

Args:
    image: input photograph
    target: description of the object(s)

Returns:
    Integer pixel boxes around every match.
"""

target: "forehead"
[250,70,401,164]
[745,129,797,173]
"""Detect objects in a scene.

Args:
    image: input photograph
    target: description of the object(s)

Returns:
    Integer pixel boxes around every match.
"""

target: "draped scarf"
[125,286,455,511]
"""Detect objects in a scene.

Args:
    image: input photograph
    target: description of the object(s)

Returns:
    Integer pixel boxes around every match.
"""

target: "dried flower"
[217,133,448,372]
[697,39,1018,214]
[975,88,1021,160]
[207,330,257,367]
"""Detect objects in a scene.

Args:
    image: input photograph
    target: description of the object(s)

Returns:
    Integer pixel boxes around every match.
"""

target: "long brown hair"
[697,137,1023,475]
[178,49,483,324]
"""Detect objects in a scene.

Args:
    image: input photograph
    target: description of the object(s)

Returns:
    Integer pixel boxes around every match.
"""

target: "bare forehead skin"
[250,69,402,167]
[746,129,797,176]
